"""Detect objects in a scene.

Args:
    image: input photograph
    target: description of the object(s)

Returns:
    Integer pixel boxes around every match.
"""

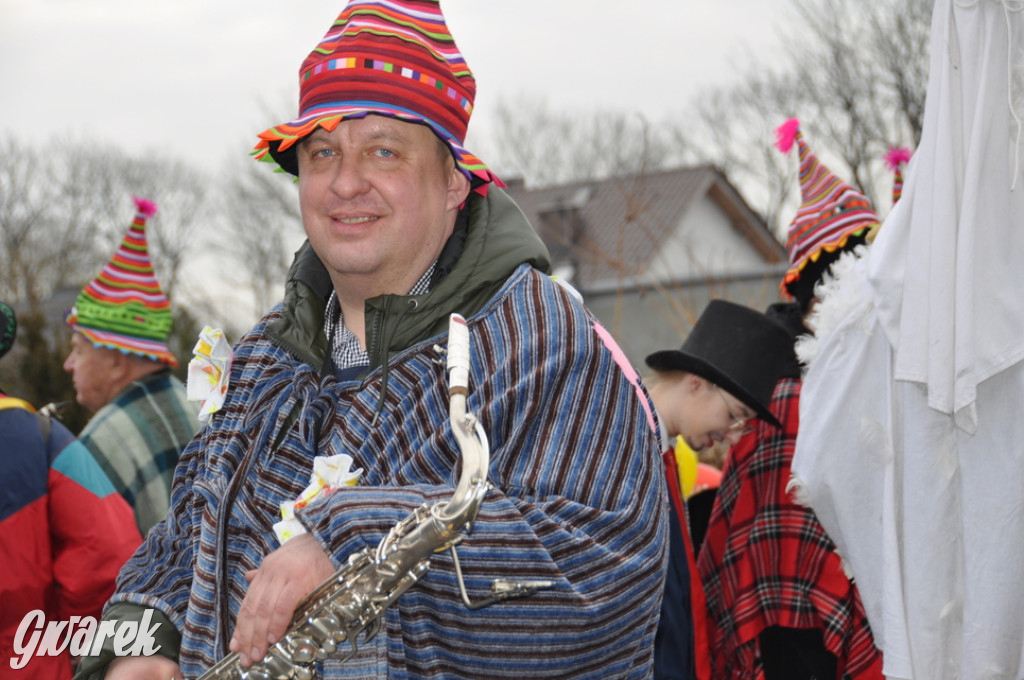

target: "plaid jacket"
[697,377,882,680]
[78,370,200,536]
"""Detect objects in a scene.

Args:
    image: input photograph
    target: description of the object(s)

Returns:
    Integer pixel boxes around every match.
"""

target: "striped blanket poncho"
[109,264,668,679]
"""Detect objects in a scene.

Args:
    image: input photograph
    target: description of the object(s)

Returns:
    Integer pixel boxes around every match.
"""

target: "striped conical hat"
[884,146,912,207]
[774,118,880,300]
[254,0,500,192]
[65,196,177,366]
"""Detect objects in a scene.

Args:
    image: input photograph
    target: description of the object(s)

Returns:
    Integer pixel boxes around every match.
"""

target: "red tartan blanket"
[696,377,883,680]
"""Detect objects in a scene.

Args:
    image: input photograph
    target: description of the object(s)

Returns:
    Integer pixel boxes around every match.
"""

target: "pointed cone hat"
[775,118,880,301]
[254,0,501,193]
[884,146,913,206]
[66,196,177,366]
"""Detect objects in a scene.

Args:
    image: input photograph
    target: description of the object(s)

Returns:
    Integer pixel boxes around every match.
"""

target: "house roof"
[505,166,785,289]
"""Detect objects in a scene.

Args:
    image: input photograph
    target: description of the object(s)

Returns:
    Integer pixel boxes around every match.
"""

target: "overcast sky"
[0,0,793,170]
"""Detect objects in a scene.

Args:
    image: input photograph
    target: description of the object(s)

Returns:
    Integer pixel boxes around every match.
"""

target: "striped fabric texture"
[78,371,200,536]
[66,197,178,366]
[110,265,667,679]
[255,0,500,187]
[776,121,879,295]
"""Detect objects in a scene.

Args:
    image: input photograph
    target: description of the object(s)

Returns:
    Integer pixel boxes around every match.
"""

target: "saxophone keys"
[294,668,314,680]
[313,636,338,659]
[309,614,340,640]
[289,638,317,664]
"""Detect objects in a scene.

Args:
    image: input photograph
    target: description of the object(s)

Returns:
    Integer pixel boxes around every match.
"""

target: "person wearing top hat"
[0,302,141,680]
[63,197,201,538]
[695,120,883,680]
[80,3,665,679]
[643,299,796,680]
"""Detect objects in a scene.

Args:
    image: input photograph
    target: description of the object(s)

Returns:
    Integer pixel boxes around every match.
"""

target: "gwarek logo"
[10,609,162,670]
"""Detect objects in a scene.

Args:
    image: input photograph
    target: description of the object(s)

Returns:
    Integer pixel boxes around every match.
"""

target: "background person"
[696,120,884,679]
[78,2,666,678]
[643,299,796,680]
[63,196,200,536]
[0,302,141,680]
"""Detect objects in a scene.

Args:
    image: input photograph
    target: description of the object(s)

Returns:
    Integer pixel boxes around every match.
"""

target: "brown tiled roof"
[505,166,784,288]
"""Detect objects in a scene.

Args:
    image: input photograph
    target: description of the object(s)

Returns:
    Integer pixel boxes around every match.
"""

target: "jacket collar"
[266,187,550,371]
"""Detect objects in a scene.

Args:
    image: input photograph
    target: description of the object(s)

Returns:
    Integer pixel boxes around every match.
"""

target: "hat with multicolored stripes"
[884,146,912,207]
[254,0,500,191]
[774,118,880,306]
[65,197,177,367]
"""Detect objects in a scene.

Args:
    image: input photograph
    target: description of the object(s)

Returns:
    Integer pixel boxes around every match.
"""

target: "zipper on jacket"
[370,297,418,427]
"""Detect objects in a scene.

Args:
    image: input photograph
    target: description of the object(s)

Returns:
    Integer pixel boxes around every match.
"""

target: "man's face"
[296,115,471,295]
[63,332,121,414]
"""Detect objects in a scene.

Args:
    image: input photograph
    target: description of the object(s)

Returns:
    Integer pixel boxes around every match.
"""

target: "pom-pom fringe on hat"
[65,196,178,367]
[774,118,880,299]
[254,0,501,193]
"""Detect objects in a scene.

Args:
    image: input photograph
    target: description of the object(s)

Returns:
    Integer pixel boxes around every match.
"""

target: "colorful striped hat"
[774,118,880,303]
[884,146,912,207]
[254,0,500,191]
[65,197,177,367]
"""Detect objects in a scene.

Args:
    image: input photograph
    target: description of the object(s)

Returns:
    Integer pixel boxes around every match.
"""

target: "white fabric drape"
[791,1,1024,678]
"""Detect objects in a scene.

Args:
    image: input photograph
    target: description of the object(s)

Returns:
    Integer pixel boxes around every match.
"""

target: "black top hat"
[644,300,797,428]
[0,303,16,361]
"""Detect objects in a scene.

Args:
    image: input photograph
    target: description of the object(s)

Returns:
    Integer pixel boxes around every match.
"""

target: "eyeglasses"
[714,385,755,436]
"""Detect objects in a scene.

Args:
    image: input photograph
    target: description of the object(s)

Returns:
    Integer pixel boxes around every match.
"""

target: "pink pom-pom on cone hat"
[884,146,913,206]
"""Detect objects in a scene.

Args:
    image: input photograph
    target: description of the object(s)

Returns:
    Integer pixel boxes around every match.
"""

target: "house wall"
[579,267,789,372]
[644,195,768,281]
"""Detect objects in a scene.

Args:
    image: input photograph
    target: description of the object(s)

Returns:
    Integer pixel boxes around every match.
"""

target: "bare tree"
[216,153,305,321]
[675,0,932,231]
[486,0,932,236]
[490,95,673,187]
[0,136,61,308]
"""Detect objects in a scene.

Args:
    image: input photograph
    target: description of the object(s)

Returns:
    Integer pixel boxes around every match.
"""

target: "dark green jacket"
[267,187,551,373]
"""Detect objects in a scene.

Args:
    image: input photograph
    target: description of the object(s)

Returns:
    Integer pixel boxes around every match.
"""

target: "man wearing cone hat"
[81,2,665,679]
[63,197,200,537]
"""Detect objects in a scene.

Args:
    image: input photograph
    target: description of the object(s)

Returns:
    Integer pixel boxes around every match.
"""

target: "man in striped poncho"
[77,2,667,679]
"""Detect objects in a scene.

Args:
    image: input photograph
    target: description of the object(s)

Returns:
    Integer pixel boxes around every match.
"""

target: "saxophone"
[198,314,551,680]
